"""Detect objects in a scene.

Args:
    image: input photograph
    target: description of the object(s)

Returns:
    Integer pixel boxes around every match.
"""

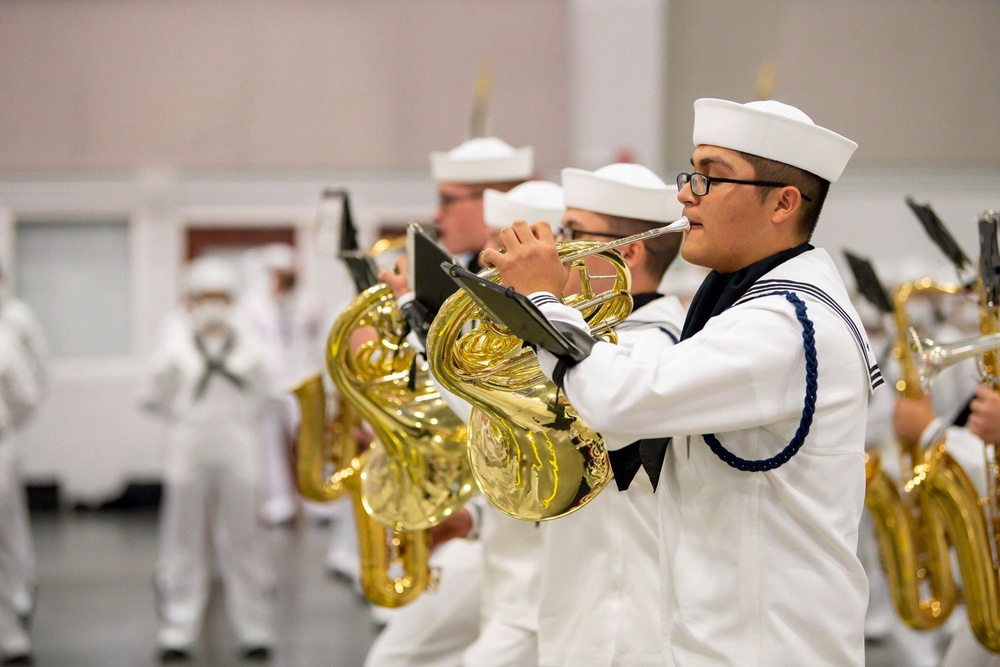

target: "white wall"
[1,172,435,501]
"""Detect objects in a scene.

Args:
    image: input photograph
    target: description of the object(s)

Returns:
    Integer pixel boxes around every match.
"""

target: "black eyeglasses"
[557,226,629,242]
[676,172,813,202]
[438,192,483,209]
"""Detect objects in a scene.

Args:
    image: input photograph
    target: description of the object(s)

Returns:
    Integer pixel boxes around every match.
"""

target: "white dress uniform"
[457,180,568,667]
[0,294,48,624]
[141,258,276,653]
[529,164,687,667]
[240,243,327,525]
[0,324,41,660]
[367,137,534,667]
[532,244,878,667]
[538,295,684,667]
[533,98,872,667]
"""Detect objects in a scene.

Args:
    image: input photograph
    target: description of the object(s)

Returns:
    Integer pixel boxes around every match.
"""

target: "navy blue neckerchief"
[193,331,246,400]
[631,292,664,311]
[608,243,814,491]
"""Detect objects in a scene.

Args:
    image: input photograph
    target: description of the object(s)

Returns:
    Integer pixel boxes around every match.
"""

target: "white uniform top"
[537,295,685,667]
[0,324,41,438]
[240,288,326,388]
[406,308,542,635]
[140,314,279,483]
[533,248,876,667]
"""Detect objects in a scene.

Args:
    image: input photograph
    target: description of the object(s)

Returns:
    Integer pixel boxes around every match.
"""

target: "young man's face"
[678,146,773,273]
[559,208,632,295]
[434,182,488,255]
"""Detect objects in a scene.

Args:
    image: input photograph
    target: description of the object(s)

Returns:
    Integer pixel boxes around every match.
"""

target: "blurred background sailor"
[0,265,46,665]
[140,257,277,661]
[241,243,327,526]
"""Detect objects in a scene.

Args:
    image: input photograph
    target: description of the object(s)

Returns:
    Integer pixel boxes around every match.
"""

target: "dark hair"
[464,179,526,196]
[738,152,830,241]
[604,214,682,280]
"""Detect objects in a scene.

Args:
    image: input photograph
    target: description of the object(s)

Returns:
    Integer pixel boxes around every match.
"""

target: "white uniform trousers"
[258,396,299,525]
[942,613,1000,667]
[462,619,537,667]
[156,465,275,650]
[0,442,33,617]
[365,538,483,667]
[0,444,30,657]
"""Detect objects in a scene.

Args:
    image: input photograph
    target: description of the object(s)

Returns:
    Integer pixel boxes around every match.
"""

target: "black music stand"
[407,225,459,316]
[906,196,973,275]
[843,250,893,315]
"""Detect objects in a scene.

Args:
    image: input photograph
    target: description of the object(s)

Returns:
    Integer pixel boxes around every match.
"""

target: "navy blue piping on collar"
[735,279,883,392]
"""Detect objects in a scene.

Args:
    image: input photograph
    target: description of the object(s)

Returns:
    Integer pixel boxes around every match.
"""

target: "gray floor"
[24,511,922,667]
[29,510,378,667]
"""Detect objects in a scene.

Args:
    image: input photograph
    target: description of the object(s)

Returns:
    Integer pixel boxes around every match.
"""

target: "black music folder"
[906,196,972,273]
[323,188,359,254]
[843,250,893,314]
[407,225,459,315]
[340,251,380,294]
[443,262,590,363]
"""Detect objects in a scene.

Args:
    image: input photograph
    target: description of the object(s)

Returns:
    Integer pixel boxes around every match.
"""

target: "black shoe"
[158,648,192,662]
[239,645,272,661]
[1,654,33,666]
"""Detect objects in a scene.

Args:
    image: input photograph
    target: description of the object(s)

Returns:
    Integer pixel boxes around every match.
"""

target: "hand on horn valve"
[377,257,411,299]
[969,384,1000,444]
[480,220,570,298]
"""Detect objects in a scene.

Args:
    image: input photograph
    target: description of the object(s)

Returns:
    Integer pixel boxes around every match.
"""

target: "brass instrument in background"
[865,277,964,630]
[327,282,474,532]
[426,219,689,521]
[292,375,431,607]
[869,210,1000,651]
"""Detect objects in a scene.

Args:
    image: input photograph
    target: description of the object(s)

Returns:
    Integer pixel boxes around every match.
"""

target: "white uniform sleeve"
[2,301,50,395]
[138,343,183,419]
[530,294,810,448]
[0,329,42,430]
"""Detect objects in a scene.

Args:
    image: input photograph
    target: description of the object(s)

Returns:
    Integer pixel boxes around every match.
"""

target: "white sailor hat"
[430,137,534,184]
[260,243,296,272]
[186,256,242,296]
[692,98,857,183]
[562,163,682,223]
[483,181,565,229]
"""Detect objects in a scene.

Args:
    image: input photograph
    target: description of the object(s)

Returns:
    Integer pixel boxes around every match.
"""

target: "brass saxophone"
[869,210,1000,649]
[292,374,431,607]
[864,277,964,629]
[425,220,688,521]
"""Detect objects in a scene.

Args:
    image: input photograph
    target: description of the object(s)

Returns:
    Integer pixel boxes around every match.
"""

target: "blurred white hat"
[260,243,296,272]
[186,256,242,296]
[430,137,533,183]
[483,181,565,229]
[692,98,857,183]
[562,163,682,223]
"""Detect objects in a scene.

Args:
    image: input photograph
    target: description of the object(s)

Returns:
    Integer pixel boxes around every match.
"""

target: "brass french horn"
[426,218,688,521]
[326,281,475,532]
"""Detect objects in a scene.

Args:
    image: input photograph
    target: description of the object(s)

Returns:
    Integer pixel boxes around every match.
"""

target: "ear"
[770,186,804,227]
[619,241,645,270]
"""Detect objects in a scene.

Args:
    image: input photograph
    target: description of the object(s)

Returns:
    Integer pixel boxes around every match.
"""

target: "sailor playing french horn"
[536,164,686,667]
[365,136,532,667]
[481,98,877,666]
